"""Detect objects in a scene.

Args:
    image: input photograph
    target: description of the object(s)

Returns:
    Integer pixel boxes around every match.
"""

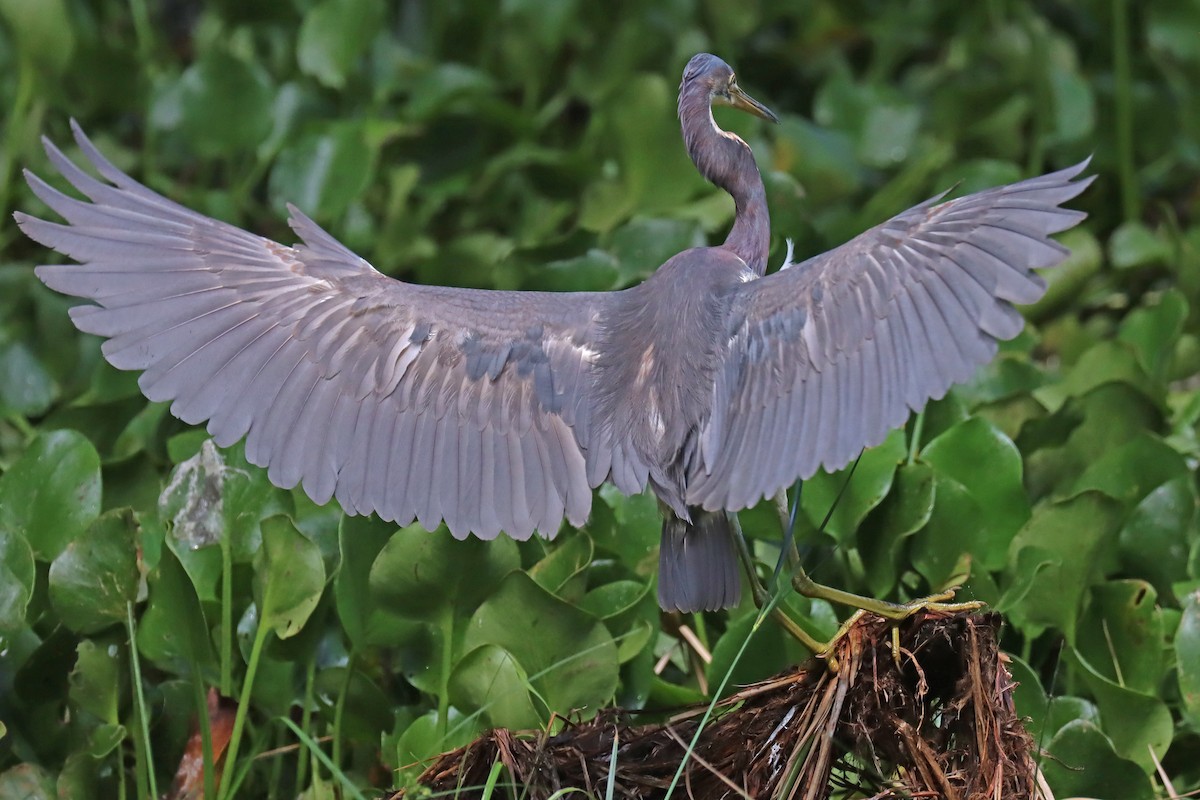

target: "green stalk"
[218,612,271,800]
[438,608,455,739]
[295,657,317,791]
[221,524,233,696]
[126,602,159,800]
[190,672,216,800]
[332,650,356,770]
[1112,0,1139,221]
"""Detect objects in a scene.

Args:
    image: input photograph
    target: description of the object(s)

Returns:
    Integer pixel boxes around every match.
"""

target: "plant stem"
[218,612,270,800]
[295,657,317,791]
[126,602,159,800]
[221,522,233,696]
[332,651,356,771]
[191,674,216,800]
[439,608,455,739]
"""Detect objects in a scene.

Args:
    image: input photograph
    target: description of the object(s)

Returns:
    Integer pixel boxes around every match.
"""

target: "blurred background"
[0,1,1198,798]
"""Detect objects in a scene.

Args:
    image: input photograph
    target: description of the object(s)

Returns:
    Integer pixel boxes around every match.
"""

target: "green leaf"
[801,428,906,543]
[68,639,123,724]
[0,430,101,560]
[1066,646,1173,771]
[1042,721,1154,800]
[254,516,325,639]
[1000,491,1124,640]
[1177,591,1200,723]
[0,527,35,632]
[394,708,477,768]
[336,515,411,649]
[151,50,275,157]
[921,417,1029,568]
[528,532,593,599]
[462,572,618,721]
[1068,433,1187,508]
[48,509,140,634]
[297,0,383,89]
[858,461,935,597]
[136,547,216,676]
[1074,581,1166,696]
[1117,475,1196,599]
[449,644,541,730]
[1108,220,1172,271]
[1118,288,1189,379]
[368,525,519,619]
[0,0,75,74]
[0,338,57,416]
[269,123,377,220]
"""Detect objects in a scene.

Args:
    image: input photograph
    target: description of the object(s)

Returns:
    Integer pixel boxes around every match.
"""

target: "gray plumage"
[15,53,1092,614]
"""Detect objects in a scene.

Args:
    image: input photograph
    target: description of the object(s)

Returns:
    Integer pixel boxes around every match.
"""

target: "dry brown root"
[388,611,1040,800]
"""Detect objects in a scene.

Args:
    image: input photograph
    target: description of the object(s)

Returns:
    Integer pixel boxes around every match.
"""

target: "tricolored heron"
[16,54,1090,649]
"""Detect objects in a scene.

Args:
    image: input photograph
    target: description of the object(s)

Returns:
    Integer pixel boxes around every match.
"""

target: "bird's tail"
[657,509,742,612]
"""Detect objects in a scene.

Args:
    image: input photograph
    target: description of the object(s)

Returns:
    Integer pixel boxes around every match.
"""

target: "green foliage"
[0,1,1198,798]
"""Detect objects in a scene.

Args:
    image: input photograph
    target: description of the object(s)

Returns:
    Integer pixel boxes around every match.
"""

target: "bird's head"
[681,53,779,124]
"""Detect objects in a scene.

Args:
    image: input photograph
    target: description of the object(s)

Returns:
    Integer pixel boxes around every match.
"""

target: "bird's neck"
[679,90,770,275]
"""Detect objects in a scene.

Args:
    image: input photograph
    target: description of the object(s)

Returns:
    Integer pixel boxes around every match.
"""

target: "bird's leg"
[766,490,981,667]
[785,534,981,618]
[726,513,830,657]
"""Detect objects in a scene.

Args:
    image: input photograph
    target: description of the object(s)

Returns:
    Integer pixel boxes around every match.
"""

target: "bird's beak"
[727,84,779,124]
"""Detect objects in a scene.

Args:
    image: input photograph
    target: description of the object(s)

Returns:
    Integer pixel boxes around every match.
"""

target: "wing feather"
[688,160,1092,511]
[18,122,612,540]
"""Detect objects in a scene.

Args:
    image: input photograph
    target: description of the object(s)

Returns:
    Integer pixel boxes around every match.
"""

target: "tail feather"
[657,510,741,612]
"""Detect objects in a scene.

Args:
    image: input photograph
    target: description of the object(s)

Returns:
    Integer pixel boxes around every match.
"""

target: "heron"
[16,54,1091,653]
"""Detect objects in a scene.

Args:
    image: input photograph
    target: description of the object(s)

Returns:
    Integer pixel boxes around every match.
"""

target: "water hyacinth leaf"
[449,643,541,730]
[297,0,383,89]
[1178,592,1200,723]
[463,572,617,721]
[1068,433,1187,508]
[1118,288,1189,379]
[1042,720,1154,800]
[337,515,409,649]
[909,474,983,592]
[1108,220,1171,271]
[68,639,123,724]
[269,123,376,220]
[254,516,325,640]
[394,708,477,769]
[922,418,1029,568]
[1074,580,1166,696]
[592,487,660,571]
[579,580,649,621]
[0,338,56,416]
[0,429,101,560]
[0,0,74,75]
[369,525,519,619]
[1000,491,1123,640]
[1066,646,1173,771]
[800,428,906,544]
[529,532,593,598]
[1117,475,1196,599]
[48,509,139,634]
[1025,228,1103,322]
[136,548,215,677]
[151,50,275,157]
[858,461,935,597]
[0,528,35,632]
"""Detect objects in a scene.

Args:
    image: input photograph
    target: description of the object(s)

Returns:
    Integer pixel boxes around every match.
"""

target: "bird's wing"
[687,160,1093,511]
[16,121,615,540]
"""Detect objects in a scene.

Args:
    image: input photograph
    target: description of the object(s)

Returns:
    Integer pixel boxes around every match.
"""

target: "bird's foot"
[781,581,984,672]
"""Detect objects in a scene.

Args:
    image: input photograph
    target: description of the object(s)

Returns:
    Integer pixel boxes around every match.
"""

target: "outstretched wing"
[688,161,1093,511]
[16,121,615,539]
